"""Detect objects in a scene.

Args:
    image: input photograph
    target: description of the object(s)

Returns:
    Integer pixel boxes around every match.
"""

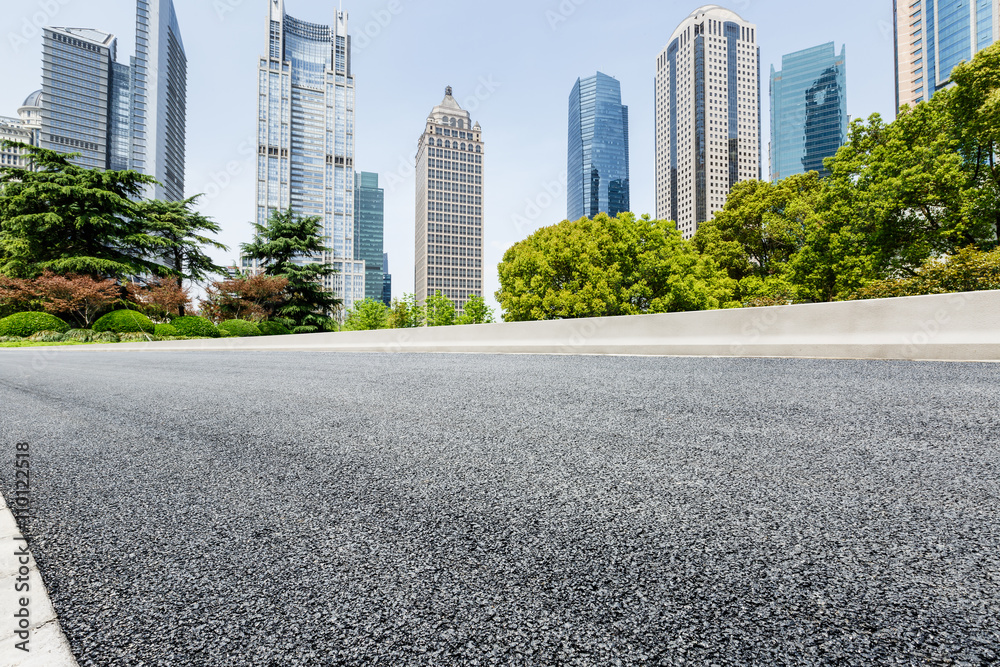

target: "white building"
[655,5,761,239]
[0,92,42,169]
[414,87,485,312]
[253,0,366,313]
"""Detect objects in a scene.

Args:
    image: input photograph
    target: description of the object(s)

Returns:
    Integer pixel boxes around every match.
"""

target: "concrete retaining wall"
[69,290,1000,361]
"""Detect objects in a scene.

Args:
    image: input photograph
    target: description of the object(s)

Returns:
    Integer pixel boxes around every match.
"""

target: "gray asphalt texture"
[0,351,998,666]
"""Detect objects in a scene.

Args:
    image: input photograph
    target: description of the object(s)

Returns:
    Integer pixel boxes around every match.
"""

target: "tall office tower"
[895,0,999,109]
[770,43,847,181]
[133,0,187,200]
[0,92,42,169]
[414,87,485,311]
[39,28,119,170]
[655,5,760,239]
[354,171,385,302]
[257,0,366,312]
[381,253,392,306]
[567,72,630,221]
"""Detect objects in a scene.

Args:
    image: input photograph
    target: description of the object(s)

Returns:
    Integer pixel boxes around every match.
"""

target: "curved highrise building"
[254,0,366,312]
[655,5,761,239]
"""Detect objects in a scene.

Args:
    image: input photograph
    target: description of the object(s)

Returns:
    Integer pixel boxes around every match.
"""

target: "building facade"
[655,5,761,239]
[40,27,119,170]
[381,253,392,306]
[0,92,42,169]
[895,0,1000,108]
[256,0,365,313]
[770,42,847,181]
[354,171,385,303]
[567,72,630,221]
[414,87,484,312]
[133,0,188,200]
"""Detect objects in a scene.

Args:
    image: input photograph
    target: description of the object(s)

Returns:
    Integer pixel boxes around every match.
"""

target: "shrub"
[170,316,220,338]
[119,332,153,342]
[292,325,318,335]
[258,320,291,336]
[92,332,120,343]
[65,329,95,342]
[0,336,24,342]
[218,329,237,338]
[218,319,262,337]
[28,331,67,342]
[154,323,180,337]
[93,309,155,334]
[0,312,71,337]
[845,246,1000,301]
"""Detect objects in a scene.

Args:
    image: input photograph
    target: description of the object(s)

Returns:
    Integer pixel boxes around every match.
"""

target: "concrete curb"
[0,493,78,667]
[29,290,999,362]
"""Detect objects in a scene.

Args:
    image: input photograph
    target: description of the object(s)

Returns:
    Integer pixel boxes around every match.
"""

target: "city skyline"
[0,0,900,311]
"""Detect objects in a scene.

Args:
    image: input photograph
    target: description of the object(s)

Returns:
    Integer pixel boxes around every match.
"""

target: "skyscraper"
[39,28,119,170]
[133,0,188,201]
[34,1,186,196]
[567,72,630,221]
[414,87,485,312]
[895,0,1000,109]
[256,0,366,312]
[770,43,847,181]
[655,5,761,239]
[354,171,385,303]
[381,253,392,306]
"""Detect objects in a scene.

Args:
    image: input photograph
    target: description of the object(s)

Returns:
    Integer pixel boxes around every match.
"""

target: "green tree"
[950,41,1000,245]
[424,291,456,327]
[343,298,390,331]
[0,143,161,279]
[387,293,424,328]
[693,173,822,283]
[456,295,495,325]
[497,212,736,322]
[241,209,341,328]
[135,196,228,314]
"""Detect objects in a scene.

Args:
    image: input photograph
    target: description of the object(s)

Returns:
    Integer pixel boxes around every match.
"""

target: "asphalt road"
[0,350,998,666]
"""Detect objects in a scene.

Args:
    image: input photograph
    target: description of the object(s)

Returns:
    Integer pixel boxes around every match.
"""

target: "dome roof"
[21,90,42,108]
[668,5,750,44]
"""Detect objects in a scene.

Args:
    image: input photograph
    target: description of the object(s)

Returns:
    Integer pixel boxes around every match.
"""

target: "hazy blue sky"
[1,0,897,309]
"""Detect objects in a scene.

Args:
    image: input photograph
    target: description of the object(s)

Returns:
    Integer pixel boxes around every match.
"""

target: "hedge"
[65,329,95,342]
[0,312,70,337]
[218,319,262,337]
[93,309,155,334]
[154,323,180,337]
[170,316,220,338]
[93,332,119,343]
[293,326,319,335]
[28,331,66,342]
[258,320,292,336]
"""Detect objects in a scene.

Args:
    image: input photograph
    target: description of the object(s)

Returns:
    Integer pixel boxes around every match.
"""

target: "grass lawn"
[0,340,97,348]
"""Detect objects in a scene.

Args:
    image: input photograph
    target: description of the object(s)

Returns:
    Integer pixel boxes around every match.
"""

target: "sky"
[0,0,897,312]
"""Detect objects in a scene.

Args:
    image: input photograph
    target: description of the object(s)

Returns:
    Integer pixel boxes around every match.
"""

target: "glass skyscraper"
[35,1,186,198]
[39,28,119,170]
[895,0,999,108]
[133,0,188,201]
[354,171,385,303]
[256,0,366,312]
[567,72,630,221]
[770,43,847,181]
[381,253,392,306]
